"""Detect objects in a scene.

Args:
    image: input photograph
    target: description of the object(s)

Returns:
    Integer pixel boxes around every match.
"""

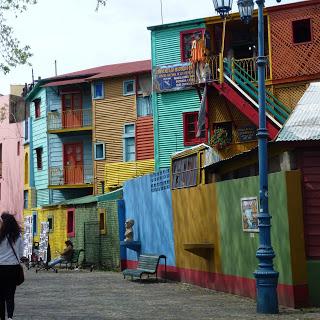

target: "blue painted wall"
[29,87,50,206]
[122,169,175,266]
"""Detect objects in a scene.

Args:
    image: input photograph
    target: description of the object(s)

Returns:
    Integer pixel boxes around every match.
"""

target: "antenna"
[32,68,34,84]
[54,60,58,76]
[160,0,163,24]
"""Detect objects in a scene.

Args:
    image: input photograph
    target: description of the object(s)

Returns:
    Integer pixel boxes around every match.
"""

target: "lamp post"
[212,0,280,314]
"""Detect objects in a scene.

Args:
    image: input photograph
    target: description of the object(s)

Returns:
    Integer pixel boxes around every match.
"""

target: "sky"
[0,0,303,95]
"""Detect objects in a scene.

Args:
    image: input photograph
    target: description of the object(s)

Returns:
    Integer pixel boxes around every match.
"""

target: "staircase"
[209,58,291,140]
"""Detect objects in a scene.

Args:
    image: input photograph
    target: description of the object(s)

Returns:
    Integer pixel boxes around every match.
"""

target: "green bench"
[123,254,166,281]
[60,249,84,269]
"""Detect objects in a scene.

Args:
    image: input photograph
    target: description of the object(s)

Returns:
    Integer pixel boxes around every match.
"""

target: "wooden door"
[63,143,83,184]
[62,93,82,128]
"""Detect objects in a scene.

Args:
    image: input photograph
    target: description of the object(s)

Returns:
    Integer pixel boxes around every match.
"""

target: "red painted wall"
[135,116,154,160]
[269,2,320,82]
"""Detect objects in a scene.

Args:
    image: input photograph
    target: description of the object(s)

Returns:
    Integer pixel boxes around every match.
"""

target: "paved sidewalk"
[12,268,320,320]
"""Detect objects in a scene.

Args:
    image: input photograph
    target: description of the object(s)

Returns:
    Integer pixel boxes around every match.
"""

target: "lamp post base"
[254,270,279,314]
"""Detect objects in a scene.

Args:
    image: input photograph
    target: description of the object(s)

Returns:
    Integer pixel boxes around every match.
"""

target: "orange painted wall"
[172,183,221,273]
[136,116,154,160]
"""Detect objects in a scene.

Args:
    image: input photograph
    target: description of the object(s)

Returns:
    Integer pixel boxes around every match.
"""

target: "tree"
[0,0,107,74]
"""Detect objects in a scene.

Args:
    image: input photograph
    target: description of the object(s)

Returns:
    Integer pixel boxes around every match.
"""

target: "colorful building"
[148,0,320,170]
[0,93,25,221]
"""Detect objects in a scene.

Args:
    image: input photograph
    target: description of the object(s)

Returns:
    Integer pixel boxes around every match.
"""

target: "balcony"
[47,109,92,133]
[48,165,93,188]
[105,159,155,192]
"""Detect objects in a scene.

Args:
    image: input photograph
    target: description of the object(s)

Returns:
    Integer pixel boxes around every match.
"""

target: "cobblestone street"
[12,268,320,320]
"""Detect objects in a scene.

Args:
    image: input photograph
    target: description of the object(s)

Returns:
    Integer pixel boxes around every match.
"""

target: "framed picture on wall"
[240,197,259,232]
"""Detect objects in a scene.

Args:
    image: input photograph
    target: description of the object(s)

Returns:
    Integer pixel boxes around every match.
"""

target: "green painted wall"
[307,260,320,306]
[151,22,206,170]
[71,201,120,270]
[216,172,292,285]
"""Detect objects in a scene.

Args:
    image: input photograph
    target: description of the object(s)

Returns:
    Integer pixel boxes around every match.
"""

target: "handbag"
[7,238,25,286]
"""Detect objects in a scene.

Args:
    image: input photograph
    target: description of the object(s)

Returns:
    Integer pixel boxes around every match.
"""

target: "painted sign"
[23,215,33,258]
[240,197,259,232]
[153,62,195,92]
[238,126,257,142]
[39,222,49,262]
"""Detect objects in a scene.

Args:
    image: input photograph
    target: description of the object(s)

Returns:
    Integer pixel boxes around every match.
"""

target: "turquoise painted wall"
[150,22,206,170]
[29,88,50,206]
[216,172,292,285]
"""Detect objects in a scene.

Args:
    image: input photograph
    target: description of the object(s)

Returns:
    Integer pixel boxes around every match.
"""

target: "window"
[100,181,105,194]
[48,216,54,232]
[180,29,205,62]
[24,153,29,184]
[123,80,135,96]
[183,112,206,146]
[292,19,312,44]
[33,98,41,119]
[24,190,28,209]
[35,147,43,170]
[98,208,107,234]
[172,154,198,189]
[17,141,20,156]
[93,81,104,99]
[67,209,75,237]
[24,118,30,143]
[94,142,105,160]
[32,212,37,236]
[123,124,135,162]
[137,96,152,117]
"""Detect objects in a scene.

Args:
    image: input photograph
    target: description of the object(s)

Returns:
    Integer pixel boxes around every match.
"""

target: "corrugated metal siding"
[94,77,137,191]
[105,159,155,191]
[152,23,206,66]
[136,116,154,160]
[156,89,201,169]
[37,188,50,207]
[299,150,320,259]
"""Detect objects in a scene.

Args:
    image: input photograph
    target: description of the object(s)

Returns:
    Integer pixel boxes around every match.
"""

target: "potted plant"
[210,127,230,150]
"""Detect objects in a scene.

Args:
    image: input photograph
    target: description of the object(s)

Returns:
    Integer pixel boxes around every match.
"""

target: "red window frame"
[183,111,207,146]
[35,147,43,170]
[180,28,205,62]
[34,99,41,118]
[67,208,75,237]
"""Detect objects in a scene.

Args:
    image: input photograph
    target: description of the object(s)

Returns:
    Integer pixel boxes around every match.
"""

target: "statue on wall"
[124,219,134,242]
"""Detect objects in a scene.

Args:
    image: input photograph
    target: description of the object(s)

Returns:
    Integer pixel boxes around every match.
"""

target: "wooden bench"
[123,254,166,281]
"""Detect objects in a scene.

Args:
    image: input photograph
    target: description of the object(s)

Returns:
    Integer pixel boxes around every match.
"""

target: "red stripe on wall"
[136,116,154,160]
[123,260,308,308]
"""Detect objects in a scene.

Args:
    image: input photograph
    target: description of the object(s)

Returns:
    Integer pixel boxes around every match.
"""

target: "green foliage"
[210,127,230,150]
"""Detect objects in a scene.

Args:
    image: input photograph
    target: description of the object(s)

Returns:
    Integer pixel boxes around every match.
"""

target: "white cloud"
[0,0,304,94]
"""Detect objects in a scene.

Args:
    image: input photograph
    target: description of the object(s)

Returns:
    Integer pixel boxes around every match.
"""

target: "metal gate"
[83,221,101,268]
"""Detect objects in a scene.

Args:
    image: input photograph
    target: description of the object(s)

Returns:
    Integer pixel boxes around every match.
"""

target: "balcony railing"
[49,165,93,186]
[48,109,92,131]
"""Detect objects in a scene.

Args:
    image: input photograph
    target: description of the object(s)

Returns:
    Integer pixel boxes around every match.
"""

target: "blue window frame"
[94,142,105,160]
[93,81,104,99]
[123,80,135,96]
[123,124,135,162]
[32,212,37,236]
[24,190,28,209]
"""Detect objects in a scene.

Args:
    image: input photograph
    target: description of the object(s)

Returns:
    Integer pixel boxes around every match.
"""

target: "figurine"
[124,219,134,242]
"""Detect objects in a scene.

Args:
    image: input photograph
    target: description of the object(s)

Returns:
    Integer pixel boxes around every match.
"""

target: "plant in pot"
[210,127,230,150]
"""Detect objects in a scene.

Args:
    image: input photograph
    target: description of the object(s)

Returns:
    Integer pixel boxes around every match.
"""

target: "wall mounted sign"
[238,126,257,142]
[153,62,195,92]
[23,215,33,259]
[240,197,259,232]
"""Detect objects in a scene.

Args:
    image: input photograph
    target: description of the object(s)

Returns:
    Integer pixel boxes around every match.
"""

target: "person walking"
[0,212,24,320]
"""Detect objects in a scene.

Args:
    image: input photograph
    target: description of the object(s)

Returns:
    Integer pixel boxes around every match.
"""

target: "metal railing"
[48,109,92,131]
[49,165,93,186]
[207,55,220,82]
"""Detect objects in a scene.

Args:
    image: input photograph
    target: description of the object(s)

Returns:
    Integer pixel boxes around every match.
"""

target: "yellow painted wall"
[171,183,221,273]
[286,170,308,285]
[93,76,137,194]
[23,207,67,258]
[105,159,154,191]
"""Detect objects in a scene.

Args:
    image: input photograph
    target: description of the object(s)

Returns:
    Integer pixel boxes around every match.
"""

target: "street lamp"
[213,0,280,315]
[212,0,233,18]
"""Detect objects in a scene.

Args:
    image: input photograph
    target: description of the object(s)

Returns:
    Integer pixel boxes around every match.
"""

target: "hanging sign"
[153,62,195,92]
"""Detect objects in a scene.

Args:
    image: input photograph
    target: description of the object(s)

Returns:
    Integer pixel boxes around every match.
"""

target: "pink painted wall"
[0,95,24,222]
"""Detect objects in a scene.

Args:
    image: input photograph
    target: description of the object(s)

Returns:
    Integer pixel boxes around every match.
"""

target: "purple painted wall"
[0,95,24,222]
